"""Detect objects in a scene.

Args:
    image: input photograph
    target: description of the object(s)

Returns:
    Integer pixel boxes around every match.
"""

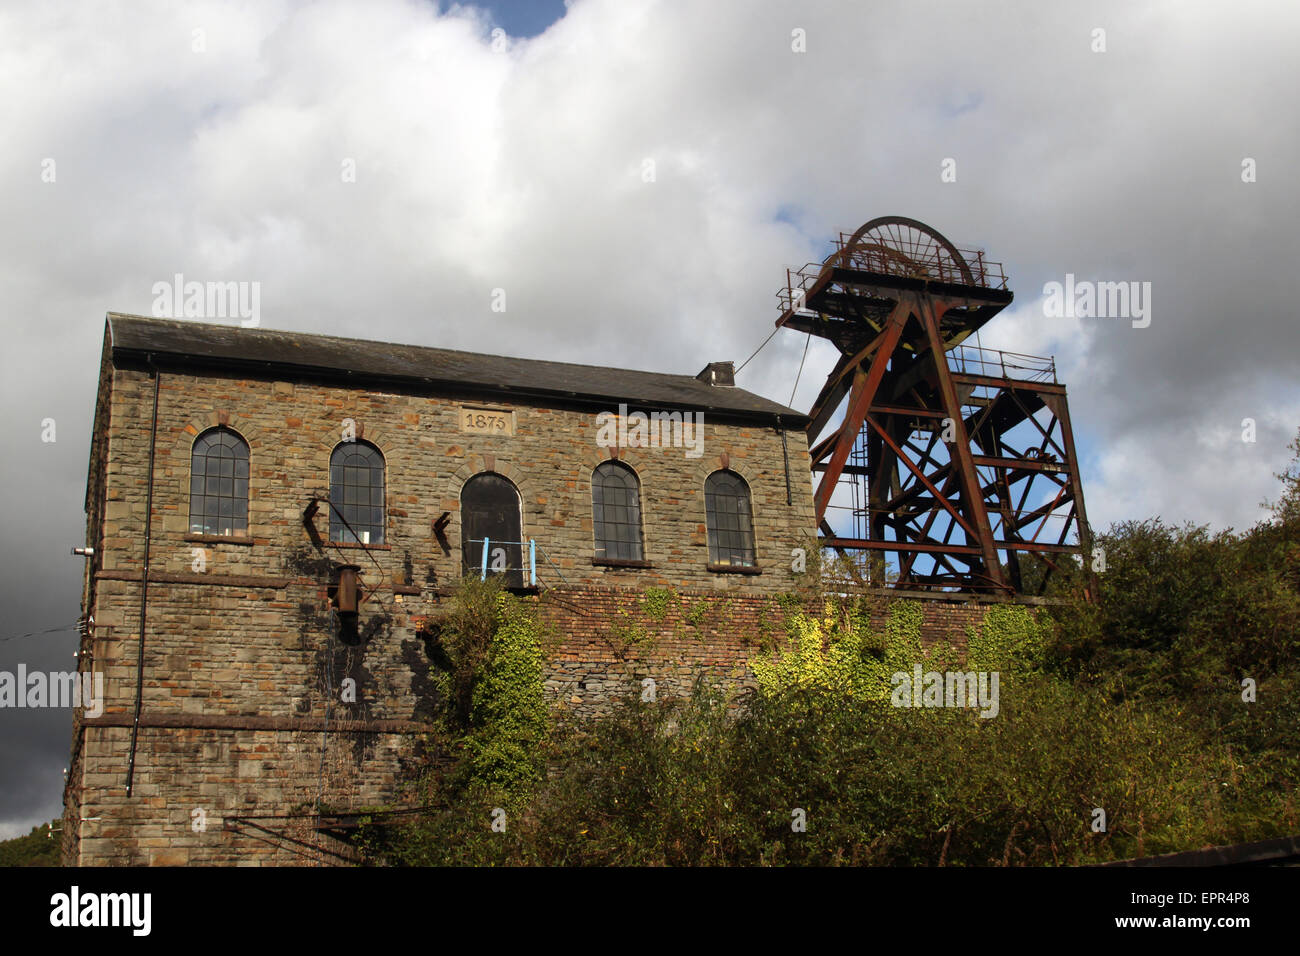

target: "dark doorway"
[461,473,524,588]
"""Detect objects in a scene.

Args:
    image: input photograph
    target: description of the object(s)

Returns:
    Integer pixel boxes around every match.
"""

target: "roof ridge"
[103,311,807,422]
[106,312,707,385]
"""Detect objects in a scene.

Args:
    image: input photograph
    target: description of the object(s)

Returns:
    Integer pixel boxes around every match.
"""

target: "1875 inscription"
[459,405,514,436]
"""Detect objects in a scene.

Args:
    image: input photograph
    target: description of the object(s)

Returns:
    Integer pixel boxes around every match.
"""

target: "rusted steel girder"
[777,217,1092,596]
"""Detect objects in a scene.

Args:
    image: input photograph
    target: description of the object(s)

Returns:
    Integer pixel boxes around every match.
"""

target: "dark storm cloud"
[1,0,1296,834]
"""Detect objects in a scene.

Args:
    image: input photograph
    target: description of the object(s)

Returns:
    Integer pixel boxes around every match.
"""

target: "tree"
[0,822,62,866]
[1267,426,1300,528]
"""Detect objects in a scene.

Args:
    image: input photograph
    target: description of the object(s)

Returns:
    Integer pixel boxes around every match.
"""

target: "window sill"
[707,563,762,575]
[329,542,392,551]
[184,533,254,546]
[592,558,654,569]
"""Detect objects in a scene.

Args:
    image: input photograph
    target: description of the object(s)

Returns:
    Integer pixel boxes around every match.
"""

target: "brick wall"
[535,586,994,717]
[64,345,1002,865]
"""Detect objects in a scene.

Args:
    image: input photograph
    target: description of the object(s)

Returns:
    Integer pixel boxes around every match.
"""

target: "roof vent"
[696,361,735,387]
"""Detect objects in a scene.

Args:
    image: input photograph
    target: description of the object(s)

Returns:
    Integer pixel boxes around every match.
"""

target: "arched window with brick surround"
[592,461,644,561]
[704,469,755,567]
[461,472,523,588]
[189,426,249,536]
[329,441,385,544]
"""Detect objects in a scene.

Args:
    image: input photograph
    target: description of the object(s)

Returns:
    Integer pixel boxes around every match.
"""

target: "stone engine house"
[64,313,832,865]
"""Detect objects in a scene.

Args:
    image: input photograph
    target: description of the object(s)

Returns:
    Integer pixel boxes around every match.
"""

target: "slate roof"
[105,314,806,425]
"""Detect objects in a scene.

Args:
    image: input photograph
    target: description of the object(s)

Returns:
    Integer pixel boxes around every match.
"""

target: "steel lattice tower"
[777,216,1092,595]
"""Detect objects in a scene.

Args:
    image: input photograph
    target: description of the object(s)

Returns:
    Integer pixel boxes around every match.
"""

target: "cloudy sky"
[1,0,1297,837]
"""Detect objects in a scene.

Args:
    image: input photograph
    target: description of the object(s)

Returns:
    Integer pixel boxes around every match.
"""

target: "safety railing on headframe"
[946,343,1058,383]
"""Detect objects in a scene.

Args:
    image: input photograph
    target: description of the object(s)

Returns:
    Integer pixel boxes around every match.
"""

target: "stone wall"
[65,348,821,865]
[62,330,115,864]
[67,568,438,866]
[67,577,995,865]
[64,346,1004,865]
[91,362,818,593]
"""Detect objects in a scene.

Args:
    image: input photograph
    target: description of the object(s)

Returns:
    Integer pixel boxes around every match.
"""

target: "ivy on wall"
[751,598,1049,699]
[422,579,549,805]
[751,599,923,700]
[641,587,676,621]
[966,603,1050,677]
[464,594,549,801]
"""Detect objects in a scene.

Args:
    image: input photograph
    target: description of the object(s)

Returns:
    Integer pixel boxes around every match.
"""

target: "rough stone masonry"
[63,313,990,865]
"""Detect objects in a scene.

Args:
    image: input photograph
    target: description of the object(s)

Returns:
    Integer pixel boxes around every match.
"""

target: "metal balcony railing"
[777,234,1009,314]
[946,344,1057,383]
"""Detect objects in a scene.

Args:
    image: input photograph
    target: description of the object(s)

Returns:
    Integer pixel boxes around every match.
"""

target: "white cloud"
[2,0,1299,824]
[2,0,1296,552]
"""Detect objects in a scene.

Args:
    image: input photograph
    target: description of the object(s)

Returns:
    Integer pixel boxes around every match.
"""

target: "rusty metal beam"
[782,217,1089,596]
[811,300,909,522]
[915,294,1005,588]
[83,712,439,734]
[970,455,1069,473]
[821,537,1085,556]
[865,412,976,539]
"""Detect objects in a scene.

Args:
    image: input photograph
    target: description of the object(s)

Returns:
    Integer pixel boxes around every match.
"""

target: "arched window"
[189,427,249,536]
[592,461,643,561]
[461,473,523,588]
[704,470,755,567]
[329,441,385,544]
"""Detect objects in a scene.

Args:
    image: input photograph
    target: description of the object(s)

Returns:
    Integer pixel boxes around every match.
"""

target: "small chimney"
[696,361,735,387]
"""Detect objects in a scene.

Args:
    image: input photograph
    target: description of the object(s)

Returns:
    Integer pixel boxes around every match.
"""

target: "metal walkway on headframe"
[777,216,1092,596]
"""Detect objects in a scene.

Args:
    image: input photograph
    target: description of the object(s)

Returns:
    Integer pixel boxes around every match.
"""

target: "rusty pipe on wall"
[125,355,160,796]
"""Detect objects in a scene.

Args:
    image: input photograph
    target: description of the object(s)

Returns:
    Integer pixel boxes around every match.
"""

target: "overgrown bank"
[351,433,1300,866]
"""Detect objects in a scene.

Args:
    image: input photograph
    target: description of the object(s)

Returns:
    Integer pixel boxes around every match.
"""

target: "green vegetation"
[967,603,1049,677]
[418,577,548,803]
[641,586,676,621]
[354,431,1300,865]
[606,607,650,652]
[464,594,549,800]
[0,821,62,866]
